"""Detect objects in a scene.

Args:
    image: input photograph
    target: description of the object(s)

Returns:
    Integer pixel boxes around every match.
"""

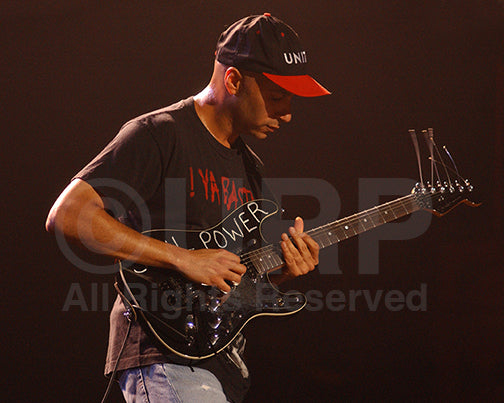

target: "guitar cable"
[100,282,137,403]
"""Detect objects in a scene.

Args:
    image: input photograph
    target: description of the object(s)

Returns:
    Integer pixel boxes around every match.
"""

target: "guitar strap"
[235,136,278,204]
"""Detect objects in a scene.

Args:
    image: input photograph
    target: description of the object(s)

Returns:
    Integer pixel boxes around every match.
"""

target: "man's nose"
[277,97,293,123]
[279,113,292,123]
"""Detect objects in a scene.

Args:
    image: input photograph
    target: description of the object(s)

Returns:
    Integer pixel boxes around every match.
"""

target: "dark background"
[3,1,503,402]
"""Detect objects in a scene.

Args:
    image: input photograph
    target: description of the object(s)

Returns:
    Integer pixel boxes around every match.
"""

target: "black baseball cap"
[215,13,331,97]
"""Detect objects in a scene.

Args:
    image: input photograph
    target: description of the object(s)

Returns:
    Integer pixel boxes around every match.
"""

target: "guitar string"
[239,193,424,272]
[239,193,417,265]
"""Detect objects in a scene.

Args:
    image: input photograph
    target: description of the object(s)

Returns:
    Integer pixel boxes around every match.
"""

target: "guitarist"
[46,13,330,403]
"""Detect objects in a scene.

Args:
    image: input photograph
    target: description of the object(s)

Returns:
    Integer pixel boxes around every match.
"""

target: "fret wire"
[379,205,391,221]
[364,211,377,228]
[254,256,266,274]
[384,209,396,220]
[334,225,348,241]
[314,233,327,248]
[241,244,285,274]
[272,254,283,267]
[390,202,406,216]
[389,203,404,217]
[356,217,368,234]
[241,244,274,260]
[321,233,332,247]
[266,252,280,269]
[384,201,398,219]
[370,206,387,225]
[403,199,416,211]
[362,212,376,230]
[311,224,334,244]
[392,197,410,215]
[342,218,357,236]
[325,229,339,244]
[397,198,410,215]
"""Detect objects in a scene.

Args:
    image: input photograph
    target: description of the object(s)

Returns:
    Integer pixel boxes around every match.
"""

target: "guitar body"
[118,199,306,360]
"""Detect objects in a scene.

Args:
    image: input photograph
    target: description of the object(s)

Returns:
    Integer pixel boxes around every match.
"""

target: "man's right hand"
[175,248,246,293]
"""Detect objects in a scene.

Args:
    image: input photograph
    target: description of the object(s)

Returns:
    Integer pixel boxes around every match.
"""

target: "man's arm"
[46,179,246,292]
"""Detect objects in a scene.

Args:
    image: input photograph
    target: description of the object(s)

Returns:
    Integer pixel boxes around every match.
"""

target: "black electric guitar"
[118,178,479,360]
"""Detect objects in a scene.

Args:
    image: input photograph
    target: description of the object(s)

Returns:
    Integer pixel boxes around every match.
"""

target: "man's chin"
[249,130,269,140]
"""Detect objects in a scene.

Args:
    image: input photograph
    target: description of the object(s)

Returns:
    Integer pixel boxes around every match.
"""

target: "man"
[46,13,330,402]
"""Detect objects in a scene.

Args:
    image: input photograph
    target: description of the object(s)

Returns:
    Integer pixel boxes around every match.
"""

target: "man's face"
[234,72,294,140]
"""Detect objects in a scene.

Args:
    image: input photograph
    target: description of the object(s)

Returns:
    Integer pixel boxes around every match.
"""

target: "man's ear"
[224,67,243,95]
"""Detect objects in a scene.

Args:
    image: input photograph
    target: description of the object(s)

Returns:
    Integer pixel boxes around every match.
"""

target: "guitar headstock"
[407,128,481,217]
[412,179,481,217]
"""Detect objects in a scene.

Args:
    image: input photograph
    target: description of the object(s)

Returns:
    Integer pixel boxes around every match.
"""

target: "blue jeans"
[119,363,230,402]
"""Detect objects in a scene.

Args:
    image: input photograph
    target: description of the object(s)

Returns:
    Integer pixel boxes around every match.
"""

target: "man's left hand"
[280,216,319,278]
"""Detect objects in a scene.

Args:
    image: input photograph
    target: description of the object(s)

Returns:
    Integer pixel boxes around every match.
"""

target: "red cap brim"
[263,73,331,97]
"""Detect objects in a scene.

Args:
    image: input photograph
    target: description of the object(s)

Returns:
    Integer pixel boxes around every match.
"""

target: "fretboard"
[248,193,421,275]
[307,193,420,248]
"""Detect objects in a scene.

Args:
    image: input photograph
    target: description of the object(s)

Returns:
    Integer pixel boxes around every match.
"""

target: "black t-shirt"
[75,97,260,402]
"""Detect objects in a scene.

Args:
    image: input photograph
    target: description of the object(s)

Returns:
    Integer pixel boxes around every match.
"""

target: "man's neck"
[194,87,238,148]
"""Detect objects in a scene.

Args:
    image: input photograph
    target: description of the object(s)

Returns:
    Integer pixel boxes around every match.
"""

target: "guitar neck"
[307,193,420,249]
[250,193,421,275]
